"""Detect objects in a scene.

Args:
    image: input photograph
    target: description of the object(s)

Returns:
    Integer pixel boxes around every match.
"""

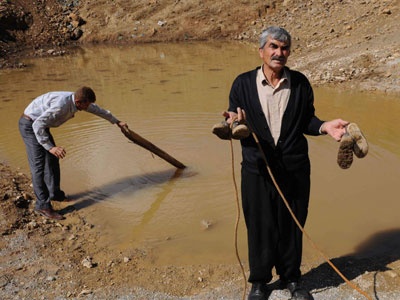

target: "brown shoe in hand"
[337,132,354,169]
[346,123,368,158]
[35,208,65,220]
[231,119,250,139]
[212,121,231,140]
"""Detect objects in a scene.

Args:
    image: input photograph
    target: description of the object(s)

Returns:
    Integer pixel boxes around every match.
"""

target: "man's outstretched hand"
[321,119,349,141]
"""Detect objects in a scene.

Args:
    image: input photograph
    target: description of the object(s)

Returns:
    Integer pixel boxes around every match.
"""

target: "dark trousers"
[18,117,64,209]
[241,167,310,284]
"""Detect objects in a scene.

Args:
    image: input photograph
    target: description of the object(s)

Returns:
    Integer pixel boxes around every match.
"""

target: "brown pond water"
[0,42,399,267]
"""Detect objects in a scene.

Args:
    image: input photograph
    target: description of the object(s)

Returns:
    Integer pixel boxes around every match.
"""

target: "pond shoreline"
[1,0,399,95]
[1,159,399,299]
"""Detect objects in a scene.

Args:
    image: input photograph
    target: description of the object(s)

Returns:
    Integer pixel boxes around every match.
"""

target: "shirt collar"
[258,65,289,88]
[71,94,78,112]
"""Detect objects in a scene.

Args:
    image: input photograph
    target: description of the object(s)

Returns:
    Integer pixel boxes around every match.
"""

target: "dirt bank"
[1,161,400,299]
[1,0,399,94]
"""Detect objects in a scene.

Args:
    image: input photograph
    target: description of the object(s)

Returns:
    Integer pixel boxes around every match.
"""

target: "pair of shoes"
[248,282,268,300]
[287,281,312,300]
[212,119,250,140]
[34,208,65,220]
[337,123,368,169]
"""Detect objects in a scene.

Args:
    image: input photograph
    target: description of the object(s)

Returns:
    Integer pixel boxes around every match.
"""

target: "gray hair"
[259,26,291,49]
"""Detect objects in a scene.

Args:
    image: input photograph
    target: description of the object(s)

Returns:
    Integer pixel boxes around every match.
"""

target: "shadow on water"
[298,228,400,297]
[59,168,195,216]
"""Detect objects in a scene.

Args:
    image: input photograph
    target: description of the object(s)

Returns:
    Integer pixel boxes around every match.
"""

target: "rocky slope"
[1,0,399,93]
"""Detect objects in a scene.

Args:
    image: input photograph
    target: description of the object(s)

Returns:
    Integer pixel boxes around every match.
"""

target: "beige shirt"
[256,66,291,145]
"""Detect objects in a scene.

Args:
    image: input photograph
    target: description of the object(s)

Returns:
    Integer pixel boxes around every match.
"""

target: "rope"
[229,139,248,300]
[250,131,372,300]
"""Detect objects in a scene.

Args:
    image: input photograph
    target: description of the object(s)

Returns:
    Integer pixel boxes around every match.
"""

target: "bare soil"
[1,0,400,299]
[1,0,399,94]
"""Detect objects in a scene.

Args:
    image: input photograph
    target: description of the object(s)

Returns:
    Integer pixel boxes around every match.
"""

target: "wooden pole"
[121,126,186,169]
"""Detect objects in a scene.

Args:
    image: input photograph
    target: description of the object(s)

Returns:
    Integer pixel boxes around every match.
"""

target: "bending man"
[19,86,127,220]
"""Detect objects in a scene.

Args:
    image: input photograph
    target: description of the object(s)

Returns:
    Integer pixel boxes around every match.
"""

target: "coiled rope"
[228,132,372,300]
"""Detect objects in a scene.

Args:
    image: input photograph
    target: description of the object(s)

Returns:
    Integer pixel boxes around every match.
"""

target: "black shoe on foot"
[51,196,74,202]
[287,281,312,300]
[34,208,65,220]
[248,282,268,300]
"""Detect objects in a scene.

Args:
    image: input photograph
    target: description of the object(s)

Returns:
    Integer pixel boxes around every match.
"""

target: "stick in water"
[121,125,186,169]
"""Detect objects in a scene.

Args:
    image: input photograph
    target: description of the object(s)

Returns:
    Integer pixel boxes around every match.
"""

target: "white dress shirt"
[24,91,119,150]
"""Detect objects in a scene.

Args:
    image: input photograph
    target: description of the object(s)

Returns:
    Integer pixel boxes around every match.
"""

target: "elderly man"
[19,86,127,220]
[221,26,348,299]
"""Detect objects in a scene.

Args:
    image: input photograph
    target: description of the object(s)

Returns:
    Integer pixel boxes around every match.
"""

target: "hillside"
[1,0,399,93]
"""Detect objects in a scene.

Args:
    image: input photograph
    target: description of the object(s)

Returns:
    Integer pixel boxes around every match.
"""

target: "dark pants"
[18,117,65,209]
[241,167,310,284]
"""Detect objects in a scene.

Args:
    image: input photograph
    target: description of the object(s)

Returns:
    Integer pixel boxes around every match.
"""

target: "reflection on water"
[0,42,399,266]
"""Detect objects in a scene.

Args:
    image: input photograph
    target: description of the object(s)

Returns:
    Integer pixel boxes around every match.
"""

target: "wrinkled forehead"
[264,37,290,48]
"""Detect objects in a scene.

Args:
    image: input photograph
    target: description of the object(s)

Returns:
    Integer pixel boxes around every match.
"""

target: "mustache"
[272,56,285,62]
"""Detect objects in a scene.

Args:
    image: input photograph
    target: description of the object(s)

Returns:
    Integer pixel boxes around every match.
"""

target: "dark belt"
[21,114,33,121]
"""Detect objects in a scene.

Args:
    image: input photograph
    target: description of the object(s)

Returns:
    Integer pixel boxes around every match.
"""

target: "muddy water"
[1,43,399,267]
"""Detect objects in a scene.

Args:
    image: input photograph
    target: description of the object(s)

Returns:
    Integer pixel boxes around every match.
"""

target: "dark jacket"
[228,66,324,176]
